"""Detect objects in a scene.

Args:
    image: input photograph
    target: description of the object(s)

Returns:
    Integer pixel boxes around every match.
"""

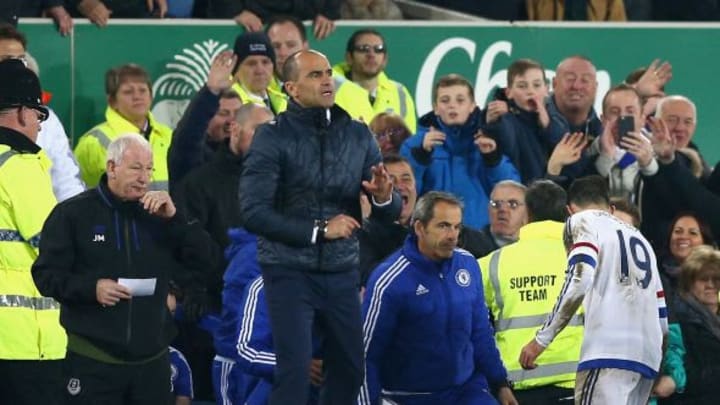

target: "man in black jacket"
[240,49,400,405]
[171,103,272,400]
[168,50,242,189]
[33,134,216,405]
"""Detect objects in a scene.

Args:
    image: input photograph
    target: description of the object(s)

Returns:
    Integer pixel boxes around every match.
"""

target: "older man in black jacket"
[240,49,400,405]
[33,134,216,405]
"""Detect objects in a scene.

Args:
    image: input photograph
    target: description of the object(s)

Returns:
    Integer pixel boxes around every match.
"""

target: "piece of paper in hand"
[118,278,157,297]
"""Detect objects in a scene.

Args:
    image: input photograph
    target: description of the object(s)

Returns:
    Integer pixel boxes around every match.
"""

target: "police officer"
[479,180,582,404]
[0,59,66,404]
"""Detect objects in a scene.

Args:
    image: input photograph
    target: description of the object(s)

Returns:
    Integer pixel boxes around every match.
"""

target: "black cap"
[0,59,47,117]
[233,32,276,73]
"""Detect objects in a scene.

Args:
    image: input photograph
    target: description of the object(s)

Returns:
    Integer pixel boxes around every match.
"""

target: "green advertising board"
[19,20,720,163]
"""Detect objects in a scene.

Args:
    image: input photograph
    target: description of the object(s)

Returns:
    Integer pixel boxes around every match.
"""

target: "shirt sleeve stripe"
[572,242,599,255]
[568,253,597,268]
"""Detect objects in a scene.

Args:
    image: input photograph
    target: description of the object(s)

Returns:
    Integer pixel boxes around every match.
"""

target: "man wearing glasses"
[477,180,529,257]
[0,24,85,202]
[479,180,582,405]
[0,58,66,405]
[333,29,417,132]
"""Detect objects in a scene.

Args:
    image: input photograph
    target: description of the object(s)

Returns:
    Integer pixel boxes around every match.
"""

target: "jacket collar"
[0,126,40,153]
[418,107,482,133]
[285,99,350,130]
[547,94,601,133]
[402,233,454,275]
[96,173,143,213]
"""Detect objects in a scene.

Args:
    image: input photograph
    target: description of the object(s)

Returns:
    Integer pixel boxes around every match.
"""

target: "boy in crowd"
[400,74,519,229]
[483,59,566,184]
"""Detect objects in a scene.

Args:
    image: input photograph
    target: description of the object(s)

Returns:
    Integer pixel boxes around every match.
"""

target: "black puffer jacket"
[240,101,400,272]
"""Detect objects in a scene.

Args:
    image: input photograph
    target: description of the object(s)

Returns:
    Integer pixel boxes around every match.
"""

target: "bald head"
[283,50,335,108]
[553,56,598,124]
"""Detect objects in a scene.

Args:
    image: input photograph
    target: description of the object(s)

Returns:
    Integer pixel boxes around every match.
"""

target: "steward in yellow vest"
[231,32,288,115]
[478,181,582,403]
[336,29,417,132]
[74,64,172,190]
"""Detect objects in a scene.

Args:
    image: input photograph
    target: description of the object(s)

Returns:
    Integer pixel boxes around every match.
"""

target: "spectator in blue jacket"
[400,74,520,229]
[360,191,518,405]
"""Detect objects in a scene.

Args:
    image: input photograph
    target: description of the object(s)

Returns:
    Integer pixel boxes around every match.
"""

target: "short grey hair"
[655,95,697,122]
[411,191,463,226]
[106,134,152,165]
[491,180,527,197]
[235,102,272,125]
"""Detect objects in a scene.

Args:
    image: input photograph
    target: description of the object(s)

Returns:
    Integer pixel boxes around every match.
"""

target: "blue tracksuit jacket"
[359,235,508,405]
[214,228,261,359]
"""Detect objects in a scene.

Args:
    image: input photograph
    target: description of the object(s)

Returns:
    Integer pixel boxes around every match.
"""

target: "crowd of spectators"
[0,2,719,403]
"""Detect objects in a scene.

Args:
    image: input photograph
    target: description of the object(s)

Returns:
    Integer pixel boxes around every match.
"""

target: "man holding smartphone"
[594,83,657,199]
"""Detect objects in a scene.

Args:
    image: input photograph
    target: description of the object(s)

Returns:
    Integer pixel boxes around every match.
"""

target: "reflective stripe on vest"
[508,360,578,382]
[86,128,112,148]
[0,149,18,167]
[0,294,60,310]
[394,81,407,119]
[489,249,584,332]
[0,229,40,248]
[496,313,584,332]
[489,250,505,319]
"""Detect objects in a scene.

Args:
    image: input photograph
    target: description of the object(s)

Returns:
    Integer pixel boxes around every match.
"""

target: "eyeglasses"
[16,105,48,122]
[489,199,524,210]
[353,44,386,54]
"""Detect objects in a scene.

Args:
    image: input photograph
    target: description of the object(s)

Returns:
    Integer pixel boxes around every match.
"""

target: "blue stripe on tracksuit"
[212,228,261,405]
[359,235,508,405]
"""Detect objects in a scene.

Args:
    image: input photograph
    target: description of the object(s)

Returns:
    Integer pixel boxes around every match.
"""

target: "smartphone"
[617,116,635,144]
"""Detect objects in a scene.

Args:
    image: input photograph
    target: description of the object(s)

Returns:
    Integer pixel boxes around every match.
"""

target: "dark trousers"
[63,350,172,405]
[261,266,364,405]
[0,359,64,405]
[513,385,575,405]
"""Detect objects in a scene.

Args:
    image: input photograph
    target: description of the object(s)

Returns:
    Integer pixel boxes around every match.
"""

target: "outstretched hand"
[635,59,672,97]
[362,163,393,204]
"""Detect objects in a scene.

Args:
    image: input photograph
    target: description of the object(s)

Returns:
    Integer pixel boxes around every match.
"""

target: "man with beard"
[167,50,242,188]
[333,29,416,132]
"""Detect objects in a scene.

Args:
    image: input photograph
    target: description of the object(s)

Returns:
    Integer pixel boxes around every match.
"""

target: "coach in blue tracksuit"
[359,191,518,405]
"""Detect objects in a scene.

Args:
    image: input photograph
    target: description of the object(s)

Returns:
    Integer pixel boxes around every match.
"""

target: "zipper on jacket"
[124,218,133,344]
[317,124,326,268]
[439,269,453,337]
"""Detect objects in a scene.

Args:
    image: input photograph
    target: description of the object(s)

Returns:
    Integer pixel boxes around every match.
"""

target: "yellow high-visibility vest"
[478,221,583,390]
[74,107,172,190]
[332,63,417,133]
[0,139,66,360]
